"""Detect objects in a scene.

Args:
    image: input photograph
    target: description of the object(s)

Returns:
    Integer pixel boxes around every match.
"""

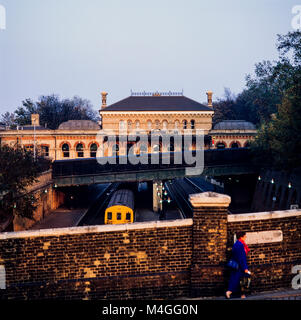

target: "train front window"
[117,213,122,220]
[107,212,112,220]
[126,213,131,220]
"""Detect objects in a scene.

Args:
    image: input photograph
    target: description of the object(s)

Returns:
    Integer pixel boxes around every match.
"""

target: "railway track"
[77,183,120,226]
[165,178,206,218]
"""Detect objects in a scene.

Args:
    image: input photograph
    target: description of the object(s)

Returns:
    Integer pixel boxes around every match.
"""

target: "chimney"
[31,114,40,126]
[101,92,108,109]
[206,91,213,108]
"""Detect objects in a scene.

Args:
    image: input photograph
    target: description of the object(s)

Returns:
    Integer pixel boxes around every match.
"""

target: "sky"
[0,0,298,114]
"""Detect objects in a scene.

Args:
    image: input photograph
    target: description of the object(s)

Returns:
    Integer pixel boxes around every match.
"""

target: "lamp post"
[33,122,36,160]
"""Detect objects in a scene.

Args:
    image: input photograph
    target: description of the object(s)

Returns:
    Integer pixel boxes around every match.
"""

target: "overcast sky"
[0,0,298,113]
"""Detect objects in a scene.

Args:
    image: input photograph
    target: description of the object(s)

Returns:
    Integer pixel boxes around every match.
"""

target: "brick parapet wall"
[227,210,301,292]
[0,194,300,300]
[190,207,228,296]
[0,220,193,299]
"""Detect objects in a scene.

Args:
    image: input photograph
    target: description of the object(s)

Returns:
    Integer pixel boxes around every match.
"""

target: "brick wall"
[13,171,65,231]
[227,210,301,292]
[0,220,193,300]
[190,207,228,296]
[0,192,300,300]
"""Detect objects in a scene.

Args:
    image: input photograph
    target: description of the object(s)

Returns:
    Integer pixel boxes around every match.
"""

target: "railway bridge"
[52,148,258,186]
[52,148,259,213]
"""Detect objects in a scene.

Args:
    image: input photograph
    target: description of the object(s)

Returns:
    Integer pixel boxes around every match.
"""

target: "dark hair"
[236,231,246,240]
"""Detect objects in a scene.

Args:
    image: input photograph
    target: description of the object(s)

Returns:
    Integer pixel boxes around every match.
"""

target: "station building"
[0,91,257,160]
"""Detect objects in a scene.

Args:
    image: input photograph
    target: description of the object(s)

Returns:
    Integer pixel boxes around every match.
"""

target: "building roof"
[100,96,212,112]
[58,120,100,130]
[213,120,256,131]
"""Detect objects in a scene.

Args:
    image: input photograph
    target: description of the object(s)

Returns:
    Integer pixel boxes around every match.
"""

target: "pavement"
[183,288,301,300]
[30,207,88,230]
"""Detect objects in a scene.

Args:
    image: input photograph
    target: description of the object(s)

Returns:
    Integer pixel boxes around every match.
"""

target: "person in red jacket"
[226,231,251,299]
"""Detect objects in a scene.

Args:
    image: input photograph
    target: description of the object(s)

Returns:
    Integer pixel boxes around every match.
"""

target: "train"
[104,189,135,224]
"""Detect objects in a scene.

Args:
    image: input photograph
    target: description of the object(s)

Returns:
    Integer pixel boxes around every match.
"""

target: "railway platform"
[29,207,88,230]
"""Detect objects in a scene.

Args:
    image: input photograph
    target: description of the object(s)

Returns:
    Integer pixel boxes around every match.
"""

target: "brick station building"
[0,91,257,159]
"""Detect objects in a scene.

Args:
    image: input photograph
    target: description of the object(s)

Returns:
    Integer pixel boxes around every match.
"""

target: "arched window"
[190,120,195,130]
[183,120,187,130]
[62,144,70,158]
[76,143,84,158]
[41,145,49,157]
[174,120,179,130]
[244,141,250,148]
[128,120,132,130]
[135,120,140,130]
[231,142,240,149]
[90,143,98,157]
[155,120,160,130]
[216,142,226,149]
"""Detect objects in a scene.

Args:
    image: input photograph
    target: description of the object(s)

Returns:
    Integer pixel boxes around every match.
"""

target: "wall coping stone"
[228,209,301,222]
[0,218,193,240]
[189,192,231,208]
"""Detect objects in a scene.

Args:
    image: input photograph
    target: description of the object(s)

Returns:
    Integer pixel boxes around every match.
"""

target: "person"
[226,231,251,299]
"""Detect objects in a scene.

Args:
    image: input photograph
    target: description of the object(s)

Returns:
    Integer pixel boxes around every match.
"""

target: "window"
[41,146,49,157]
[183,120,187,130]
[174,120,179,130]
[119,120,126,130]
[112,144,119,156]
[155,120,160,130]
[128,120,132,130]
[126,212,131,221]
[231,142,239,149]
[90,143,98,157]
[190,120,195,130]
[135,121,140,129]
[24,145,34,153]
[147,120,152,130]
[107,212,112,220]
[62,144,70,158]
[76,143,84,158]
[117,213,122,220]
[162,120,168,130]
[216,142,226,149]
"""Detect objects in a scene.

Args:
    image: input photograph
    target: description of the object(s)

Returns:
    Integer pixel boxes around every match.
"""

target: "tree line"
[213,31,301,170]
[1,95,99,130]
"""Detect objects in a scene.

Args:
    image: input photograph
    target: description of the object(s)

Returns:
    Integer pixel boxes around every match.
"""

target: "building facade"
[0,91,257,160]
